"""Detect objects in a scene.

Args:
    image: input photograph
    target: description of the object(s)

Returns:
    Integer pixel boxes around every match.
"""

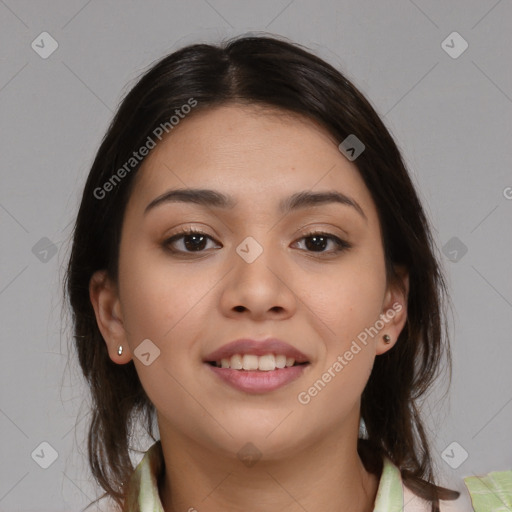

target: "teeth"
[216,354,298,371]
[242,354,259,370]
[229,354,243,370]
[257,354,275,371]
[276,354,288,368]
[275,355,287,368]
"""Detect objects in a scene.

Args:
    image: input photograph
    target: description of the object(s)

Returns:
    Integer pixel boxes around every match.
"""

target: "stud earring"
[383,334,391,344]
[117,345,123,356]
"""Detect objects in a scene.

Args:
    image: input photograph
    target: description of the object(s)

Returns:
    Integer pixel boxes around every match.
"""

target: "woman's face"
[92,103,408,460]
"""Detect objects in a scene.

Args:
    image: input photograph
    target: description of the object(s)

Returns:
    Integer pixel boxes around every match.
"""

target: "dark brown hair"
[65,33,459,511]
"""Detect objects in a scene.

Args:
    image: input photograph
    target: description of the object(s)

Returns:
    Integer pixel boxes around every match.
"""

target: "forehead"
[127,104,376,221]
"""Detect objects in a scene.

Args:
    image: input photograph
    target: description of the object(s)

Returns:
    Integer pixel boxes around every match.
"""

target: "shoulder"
[124,440,165,511]
[462,468,512,511]
[402,468,512,512]
[402,482,471,512]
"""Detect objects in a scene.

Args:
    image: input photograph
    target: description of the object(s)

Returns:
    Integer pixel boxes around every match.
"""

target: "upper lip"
[204,338,310,364]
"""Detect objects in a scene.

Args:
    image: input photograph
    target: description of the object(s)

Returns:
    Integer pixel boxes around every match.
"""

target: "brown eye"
[294,231,351,254]
[164,229,220,253]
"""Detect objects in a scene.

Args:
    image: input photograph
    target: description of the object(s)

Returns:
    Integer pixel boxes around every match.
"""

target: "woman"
[65,34,511,511]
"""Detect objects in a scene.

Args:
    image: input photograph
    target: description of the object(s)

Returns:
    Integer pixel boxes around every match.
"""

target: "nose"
[219,237,297,321]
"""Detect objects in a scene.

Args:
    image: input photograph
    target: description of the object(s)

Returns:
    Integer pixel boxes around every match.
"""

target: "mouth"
[206,354,310,371]
[205,358,311,394]
[203,338,311,392]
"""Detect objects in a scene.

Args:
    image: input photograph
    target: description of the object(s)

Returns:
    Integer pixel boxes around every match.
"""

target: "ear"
[376,265,409,355]
[89,269,132,364]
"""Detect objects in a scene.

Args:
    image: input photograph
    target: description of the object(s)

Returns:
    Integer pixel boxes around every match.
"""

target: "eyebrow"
[144,188,367,221]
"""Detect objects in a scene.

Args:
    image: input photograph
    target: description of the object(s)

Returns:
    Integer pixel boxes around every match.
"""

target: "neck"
[157,416,379,512]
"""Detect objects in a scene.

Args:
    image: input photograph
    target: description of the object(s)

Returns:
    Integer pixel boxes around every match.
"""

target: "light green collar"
[464,469,512,511]
[125,441,405,512]
[124,440,165,512]
[124,440,512,512]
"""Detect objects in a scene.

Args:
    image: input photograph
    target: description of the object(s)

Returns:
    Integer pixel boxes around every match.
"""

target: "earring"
[117,345,123,356]
[383,334,391,344]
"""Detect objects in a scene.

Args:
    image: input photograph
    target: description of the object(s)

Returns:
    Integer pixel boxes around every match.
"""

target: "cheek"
[305,245,387,407]
[295,295,377,428]
[117,243,210,343]
[116,246,209,416]
[302,252,387,343]
[296,345,374,426]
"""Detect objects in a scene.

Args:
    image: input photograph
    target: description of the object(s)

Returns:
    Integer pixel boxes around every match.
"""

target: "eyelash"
[163,227,352,256]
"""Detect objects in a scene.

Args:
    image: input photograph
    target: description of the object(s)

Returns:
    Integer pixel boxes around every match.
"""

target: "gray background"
[1,1,511,510]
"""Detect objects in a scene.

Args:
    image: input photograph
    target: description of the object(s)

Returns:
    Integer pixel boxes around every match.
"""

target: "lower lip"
[205,363,309,393]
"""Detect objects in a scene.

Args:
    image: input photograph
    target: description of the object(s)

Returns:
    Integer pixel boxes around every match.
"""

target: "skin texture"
[90,104,409,512]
